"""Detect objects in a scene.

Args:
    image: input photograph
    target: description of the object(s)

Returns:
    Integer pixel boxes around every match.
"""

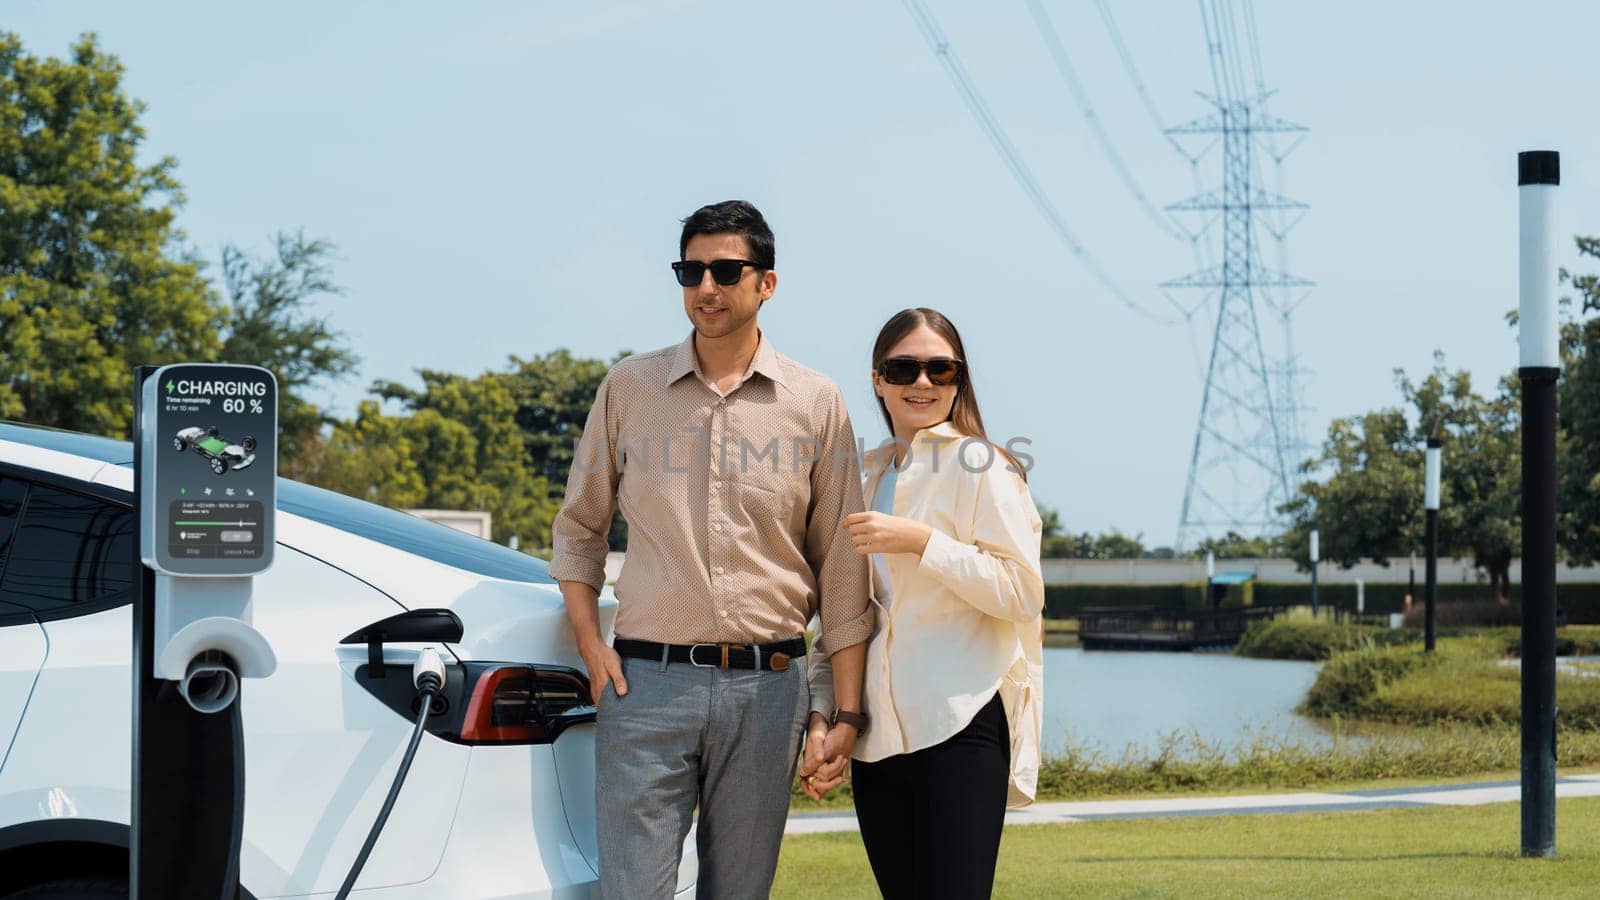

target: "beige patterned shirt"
[549,331,874,651]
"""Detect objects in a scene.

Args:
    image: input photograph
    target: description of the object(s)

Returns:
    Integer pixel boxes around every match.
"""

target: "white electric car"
[0,422,697,898]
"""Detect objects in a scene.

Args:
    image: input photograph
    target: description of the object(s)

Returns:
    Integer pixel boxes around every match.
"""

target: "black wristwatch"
[832,708,870,734]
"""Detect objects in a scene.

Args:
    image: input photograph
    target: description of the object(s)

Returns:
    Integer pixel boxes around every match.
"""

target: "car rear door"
[0,478,48,772]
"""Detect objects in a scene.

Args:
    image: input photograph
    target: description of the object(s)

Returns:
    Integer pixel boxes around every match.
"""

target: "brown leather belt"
[612,637,805,672]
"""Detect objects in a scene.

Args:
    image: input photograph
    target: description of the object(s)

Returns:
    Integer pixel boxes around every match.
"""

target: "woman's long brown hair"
[871,307,1024,478]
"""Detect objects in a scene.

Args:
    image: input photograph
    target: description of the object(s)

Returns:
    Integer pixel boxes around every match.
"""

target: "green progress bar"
[174,520,229,526]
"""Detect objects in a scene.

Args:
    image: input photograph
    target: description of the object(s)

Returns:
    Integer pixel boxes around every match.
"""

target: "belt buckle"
[688,642,720,668]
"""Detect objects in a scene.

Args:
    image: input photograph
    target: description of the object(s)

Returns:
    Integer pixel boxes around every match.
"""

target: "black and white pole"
[1205,551,1215,610]
[1409,551,1417,609]
[1308,528,1320,618]
[1424,438,1441,653]
[1518,148,1560,859]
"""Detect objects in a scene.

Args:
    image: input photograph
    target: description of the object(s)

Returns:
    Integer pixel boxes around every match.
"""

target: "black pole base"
[134,687,246,899]
[1425,510,1439,654]
[1520,366,1558,858]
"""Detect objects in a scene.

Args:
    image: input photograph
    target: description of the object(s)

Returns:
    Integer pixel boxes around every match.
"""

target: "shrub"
[1235,616,1393,661]
[1032,726,1600,796]
[1300,634,1600,730]
[1299,642,1430,717]
[1400,599,1522,629]
[1502,624,1600,657]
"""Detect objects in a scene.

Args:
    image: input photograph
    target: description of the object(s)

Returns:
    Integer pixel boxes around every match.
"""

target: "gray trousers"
[595,650,810,899]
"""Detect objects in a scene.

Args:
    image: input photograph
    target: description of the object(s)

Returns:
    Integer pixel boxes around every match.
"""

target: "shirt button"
[714,566,725,575]
[720,610,730,618]
[713,523,723,532]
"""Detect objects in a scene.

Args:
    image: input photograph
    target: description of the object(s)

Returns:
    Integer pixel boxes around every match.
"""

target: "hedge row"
[1043,581,1600,623]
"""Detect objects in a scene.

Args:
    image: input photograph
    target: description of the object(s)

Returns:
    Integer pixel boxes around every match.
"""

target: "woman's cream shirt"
[810,421,1045,808]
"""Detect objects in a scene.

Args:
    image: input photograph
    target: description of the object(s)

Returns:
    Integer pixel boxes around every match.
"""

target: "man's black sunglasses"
[671,258,763,287]
[877,356,965,386]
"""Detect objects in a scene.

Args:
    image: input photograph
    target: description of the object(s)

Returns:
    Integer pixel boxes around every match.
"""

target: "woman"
[804,307,1044,899]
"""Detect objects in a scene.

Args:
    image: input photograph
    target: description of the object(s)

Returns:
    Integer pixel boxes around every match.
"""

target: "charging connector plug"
[413,647,445,697]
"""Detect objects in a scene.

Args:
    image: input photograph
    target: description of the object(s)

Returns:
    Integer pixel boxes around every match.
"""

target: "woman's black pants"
[852,693,1010,899]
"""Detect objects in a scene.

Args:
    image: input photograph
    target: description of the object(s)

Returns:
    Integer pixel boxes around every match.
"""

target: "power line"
[1241,0,1269,99]
[1092,0,1222,377]
[1024,0,1186,241]
[1092,0,1191,160]
[900,0,1176,323]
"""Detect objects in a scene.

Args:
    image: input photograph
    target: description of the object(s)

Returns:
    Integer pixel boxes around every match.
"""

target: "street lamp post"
[1425,438,1441,653]
[1518,148,1560,858]
[1205,551,1215,610]
[1308,529,1320,618]
[1409,551,1417,610]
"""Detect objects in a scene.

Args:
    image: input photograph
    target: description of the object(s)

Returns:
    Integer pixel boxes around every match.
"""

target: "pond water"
[1040,648,1331,759]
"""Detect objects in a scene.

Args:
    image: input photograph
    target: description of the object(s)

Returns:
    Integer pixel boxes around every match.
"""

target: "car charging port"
[410,693,449,718]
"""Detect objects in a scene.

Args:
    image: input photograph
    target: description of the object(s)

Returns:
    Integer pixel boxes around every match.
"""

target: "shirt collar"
[665,330,787,390]
[915,420,965,442]
[864,421,967,476]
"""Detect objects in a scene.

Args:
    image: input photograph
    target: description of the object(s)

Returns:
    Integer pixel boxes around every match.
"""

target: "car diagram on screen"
[174,425,258,475]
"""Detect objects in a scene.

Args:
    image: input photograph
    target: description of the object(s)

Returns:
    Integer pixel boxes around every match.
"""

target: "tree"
[217,231,358,470]
[0,33,357,453]
[1035,504,1146,558]
[501,349,628,492]
[1281,357,1522,600]
[1559,235,1600,564]
[500,348,633,550]
[0,32,220,433]
[1193,530,1282,559]
[1279,407,1422,572]
[337,370,561,549]
[1402,364,1521,600]
[312,399,427,509]
[376,349,635,551]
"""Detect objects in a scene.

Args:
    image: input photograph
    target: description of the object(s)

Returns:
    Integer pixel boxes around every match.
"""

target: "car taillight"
[458,665,593,745]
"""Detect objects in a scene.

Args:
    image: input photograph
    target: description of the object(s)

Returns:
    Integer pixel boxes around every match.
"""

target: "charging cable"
[335,647,447,900]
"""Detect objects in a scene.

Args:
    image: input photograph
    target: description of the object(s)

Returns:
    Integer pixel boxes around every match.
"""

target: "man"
[549,200,873,898]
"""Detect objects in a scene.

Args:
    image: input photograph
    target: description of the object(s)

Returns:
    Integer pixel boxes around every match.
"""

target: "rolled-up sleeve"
[805,386,873,654]
[806,628,837,720]
[548,372,620,592]
[914,459,1044,624]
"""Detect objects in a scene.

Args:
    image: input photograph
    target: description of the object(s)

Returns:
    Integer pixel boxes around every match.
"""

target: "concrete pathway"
[785,774,1600,835]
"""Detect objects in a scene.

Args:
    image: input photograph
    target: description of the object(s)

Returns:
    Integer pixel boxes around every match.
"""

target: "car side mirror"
[341,608,464,678]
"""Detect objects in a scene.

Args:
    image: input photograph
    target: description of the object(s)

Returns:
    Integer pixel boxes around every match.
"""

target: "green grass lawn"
[774,797,1600,898]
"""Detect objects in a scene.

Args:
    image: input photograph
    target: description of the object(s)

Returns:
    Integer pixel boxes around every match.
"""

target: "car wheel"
[241,436,257,452]
[211,458,227,475]
[174,437,188,452]
[6,877,128,899]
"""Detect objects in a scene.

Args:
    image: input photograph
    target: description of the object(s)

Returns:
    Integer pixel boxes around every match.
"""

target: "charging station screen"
[168,499,266,560]
[141,363,277,576]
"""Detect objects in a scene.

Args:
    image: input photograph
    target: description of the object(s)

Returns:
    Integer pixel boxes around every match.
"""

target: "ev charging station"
[132,363,279,899]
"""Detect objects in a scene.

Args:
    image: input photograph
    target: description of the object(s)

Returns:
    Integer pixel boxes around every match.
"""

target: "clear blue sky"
[9,0,1598,548]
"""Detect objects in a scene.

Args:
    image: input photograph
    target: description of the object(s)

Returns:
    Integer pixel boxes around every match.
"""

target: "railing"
[1077,605,1285,651]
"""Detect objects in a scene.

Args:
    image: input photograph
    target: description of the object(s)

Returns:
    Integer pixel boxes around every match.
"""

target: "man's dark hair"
[679,200,775,270]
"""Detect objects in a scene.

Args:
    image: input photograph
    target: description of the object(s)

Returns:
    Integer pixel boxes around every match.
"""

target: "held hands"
[577,637,628,705]
[798,712,859,800]
[843,511,932,557]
